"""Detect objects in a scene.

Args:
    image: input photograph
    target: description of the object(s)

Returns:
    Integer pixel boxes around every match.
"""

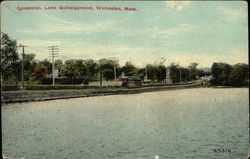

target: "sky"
[1,1,248,68]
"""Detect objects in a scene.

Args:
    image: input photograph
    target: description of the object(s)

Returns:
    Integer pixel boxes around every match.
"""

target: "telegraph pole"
[100,69,103,87]
[19,44,27,89]
[186,67,188,82]
[179,67,182,83]
[48,46,59,86]
[109,57,118,82]
[160,57,168,84]
[166,67,168,84]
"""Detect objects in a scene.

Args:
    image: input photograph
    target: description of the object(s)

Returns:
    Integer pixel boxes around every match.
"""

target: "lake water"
[2,88,249,159]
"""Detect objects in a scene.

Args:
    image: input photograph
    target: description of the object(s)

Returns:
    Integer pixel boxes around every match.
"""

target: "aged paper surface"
[1,1,249,159]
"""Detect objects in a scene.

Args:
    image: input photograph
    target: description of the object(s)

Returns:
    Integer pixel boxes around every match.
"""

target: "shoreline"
[1,83,203,105]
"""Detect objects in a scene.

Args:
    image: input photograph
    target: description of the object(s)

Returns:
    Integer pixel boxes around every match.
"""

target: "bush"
[2,85,20,91]
[25,85,98,90]
[41,77,88,85]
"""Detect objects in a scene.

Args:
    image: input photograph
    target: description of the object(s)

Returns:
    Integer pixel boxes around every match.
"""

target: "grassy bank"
[1,83,202,104]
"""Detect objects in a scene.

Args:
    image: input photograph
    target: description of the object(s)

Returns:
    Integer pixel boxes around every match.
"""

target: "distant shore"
[1,83,202,104]
[211,86,249,88]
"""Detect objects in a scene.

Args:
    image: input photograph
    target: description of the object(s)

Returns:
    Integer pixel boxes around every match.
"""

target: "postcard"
[1,1,249,159]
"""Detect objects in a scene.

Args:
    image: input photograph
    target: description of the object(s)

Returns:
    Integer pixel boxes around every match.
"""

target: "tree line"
[1,33,248,86]
[211,62,249,86]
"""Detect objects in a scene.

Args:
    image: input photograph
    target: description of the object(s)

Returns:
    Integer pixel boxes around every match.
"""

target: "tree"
[180,67,189,82]
[98,58,119,80]
[137,68,146,80]
[1,33,21,84]
[32,64,48,83]
[55,59,63,70]
[74,59,87,76]
[84,59,99,80]
[188,62,198,80]
[60,65,79,78]
[146,64,157,81]
[211,62,233,86]
[169,63,180,83]
[229,63,249,86]
[39,59,52,73]
[23,53,37,81]
[122,61,137,76]
[60,60,80,78]
[60,59,89,78]
[155,64,166,82]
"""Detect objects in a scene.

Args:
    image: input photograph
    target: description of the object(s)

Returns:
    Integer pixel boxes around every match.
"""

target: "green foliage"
[41,77,88,85]
[137,68,146,80]
[180,67,189,82]
[144,64,166,82]
[84,59,99,80]
[146,64,157,81]
[1,85,20,91]
[23,54,36,70]
[122,61,137,76]
[98,58,119,80]
[1,33,246,87]
[1,33,21,83]
[229,63,249,86]
[23,53,37,81]
[155,64,166,82]
[39,59,52,73]
[55,59,63,70]
[32,64,48,82]
[210,62,249,86]
[60,59,82,78]
[188,62,198,80]
[169,63,181,83]
[211,63,232,86]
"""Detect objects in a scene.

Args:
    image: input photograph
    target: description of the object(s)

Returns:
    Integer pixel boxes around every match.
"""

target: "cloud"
[218,5,247,21]
[50,20,118,34]
[58,44,158,67]
[115,23,199,40]
[20,38,248,68]
[61,46,248,68]
[140,23,199,39]
[19,39,61,47]
[17,20,119,35]
[17,11,121,35]
[27,37,247,68]
[165,48,248,67]
[165,1,191,11]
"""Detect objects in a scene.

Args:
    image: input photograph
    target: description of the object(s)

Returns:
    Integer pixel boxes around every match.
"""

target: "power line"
[48,46,59,86]
[58,55,71,60]
[29,48,48,54]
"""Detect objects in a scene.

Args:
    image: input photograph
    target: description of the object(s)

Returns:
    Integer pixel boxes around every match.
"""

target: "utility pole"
[186,67,188,82]
[166,67,168,84]
[160,57,169,84]
[48,46,59,86]
[109,57,118,82]
[100,69,103,87]
[179,67,182,83]
[114,64,116,82]
[19,44,27,89]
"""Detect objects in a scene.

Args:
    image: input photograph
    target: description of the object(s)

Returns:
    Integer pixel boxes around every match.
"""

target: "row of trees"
[211,62,249,86]
[1,33,209,85]
[4,33,248,86]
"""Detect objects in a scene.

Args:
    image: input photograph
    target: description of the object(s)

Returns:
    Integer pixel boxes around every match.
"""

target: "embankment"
[1,83,202,104]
